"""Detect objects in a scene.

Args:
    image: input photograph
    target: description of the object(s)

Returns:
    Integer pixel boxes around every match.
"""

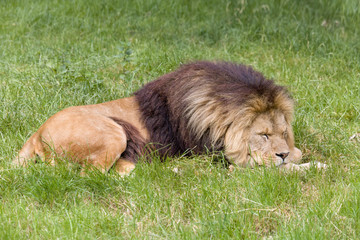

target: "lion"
[13,61,325,174]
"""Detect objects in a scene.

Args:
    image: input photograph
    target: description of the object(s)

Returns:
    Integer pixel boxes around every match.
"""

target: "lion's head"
[225,110,302,167]
[135,61,302,167]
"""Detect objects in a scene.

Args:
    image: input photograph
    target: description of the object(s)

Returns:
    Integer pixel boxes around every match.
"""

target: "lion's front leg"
[114,159,136,176]
[279,162,328,171]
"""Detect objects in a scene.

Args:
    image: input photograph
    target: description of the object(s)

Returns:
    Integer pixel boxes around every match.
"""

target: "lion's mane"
[134,61,294,164]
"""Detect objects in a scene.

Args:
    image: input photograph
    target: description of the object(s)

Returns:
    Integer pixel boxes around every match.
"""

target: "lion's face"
[246,112,302,167]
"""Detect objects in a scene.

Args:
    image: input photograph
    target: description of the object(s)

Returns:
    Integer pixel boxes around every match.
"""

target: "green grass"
[0,0,360,238]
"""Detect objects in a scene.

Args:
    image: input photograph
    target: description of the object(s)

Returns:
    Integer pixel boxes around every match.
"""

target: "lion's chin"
[248,154,284,168]
[275,161,286,167]
[270,159,285,167]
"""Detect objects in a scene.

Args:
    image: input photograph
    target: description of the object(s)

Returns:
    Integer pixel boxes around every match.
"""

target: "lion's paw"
[279,161,328,172]
[311,161,328,170]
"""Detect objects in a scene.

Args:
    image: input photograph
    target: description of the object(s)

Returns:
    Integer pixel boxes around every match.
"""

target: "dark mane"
[134,61,292,159]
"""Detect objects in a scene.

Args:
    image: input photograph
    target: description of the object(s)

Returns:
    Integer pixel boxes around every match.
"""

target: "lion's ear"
[224,126,249,167]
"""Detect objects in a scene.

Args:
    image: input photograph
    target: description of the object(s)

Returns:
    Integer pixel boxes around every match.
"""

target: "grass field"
[1,0,360,239]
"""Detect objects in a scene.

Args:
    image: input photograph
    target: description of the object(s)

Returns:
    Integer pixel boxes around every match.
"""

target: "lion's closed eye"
[283,131,288,138]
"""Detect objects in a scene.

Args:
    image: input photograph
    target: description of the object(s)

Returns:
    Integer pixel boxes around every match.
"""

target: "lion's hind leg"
[59,116,131,174]
[13,111,145,176]
[82,134,128,174]
[13,112,131,175]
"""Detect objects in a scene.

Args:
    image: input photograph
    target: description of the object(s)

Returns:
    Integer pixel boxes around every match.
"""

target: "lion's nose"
[276,152,289,160]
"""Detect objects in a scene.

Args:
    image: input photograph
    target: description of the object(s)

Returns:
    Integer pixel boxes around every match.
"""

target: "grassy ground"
[0,0,359,239]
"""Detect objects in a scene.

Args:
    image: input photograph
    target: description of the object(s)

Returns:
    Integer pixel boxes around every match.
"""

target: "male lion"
[13,61,324,174]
